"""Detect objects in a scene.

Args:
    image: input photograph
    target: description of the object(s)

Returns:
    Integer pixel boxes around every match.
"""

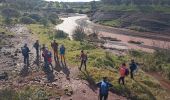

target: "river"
[56,14,170,52]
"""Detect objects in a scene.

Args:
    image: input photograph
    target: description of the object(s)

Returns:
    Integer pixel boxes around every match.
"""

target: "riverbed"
[56,14,170,52]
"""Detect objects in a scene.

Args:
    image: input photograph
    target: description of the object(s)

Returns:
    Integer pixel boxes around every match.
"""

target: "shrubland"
[27,24,170,100]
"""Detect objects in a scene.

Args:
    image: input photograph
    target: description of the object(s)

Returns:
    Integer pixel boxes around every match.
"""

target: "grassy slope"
[27,24,170,100]
[99,4,170,13]
[97,5,170,32]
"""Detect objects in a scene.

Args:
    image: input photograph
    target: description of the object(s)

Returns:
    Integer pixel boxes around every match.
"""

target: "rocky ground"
[0,25,126,100]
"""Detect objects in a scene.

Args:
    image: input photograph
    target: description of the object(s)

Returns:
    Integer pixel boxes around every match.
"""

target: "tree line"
[101,0,170,5]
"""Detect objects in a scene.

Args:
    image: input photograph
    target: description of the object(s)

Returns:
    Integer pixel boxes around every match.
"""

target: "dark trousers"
[49,62,53,71]
[100,94,108,100]
[119,77,125,85]
[130,69,134,79]
[36,50,39,59]
[80,60,87,70]
[24,56,29,66]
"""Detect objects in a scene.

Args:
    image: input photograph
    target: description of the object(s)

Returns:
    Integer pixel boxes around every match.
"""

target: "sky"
[45,0,99,2]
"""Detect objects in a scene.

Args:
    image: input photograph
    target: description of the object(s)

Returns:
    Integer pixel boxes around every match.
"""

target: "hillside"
[0,0,170,100]
[87,1,170,33]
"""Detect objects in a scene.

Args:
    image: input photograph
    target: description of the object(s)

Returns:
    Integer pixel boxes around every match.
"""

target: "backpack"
[47,51,52,58]
[21,47,28,56]
[100,81,108,95]
[125,68,129,76]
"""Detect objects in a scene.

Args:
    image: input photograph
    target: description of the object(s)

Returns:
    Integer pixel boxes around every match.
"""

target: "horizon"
[45,0,99,2]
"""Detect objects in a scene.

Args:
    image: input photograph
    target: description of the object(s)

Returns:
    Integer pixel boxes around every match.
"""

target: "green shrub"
[1,8,20,18]
[54,30,68,39]
[20,16,36,24]
[40,18,49,27]
[0,88,19,100]
[72,26,86,41]
[4,17,12,25]
[28,14,42,22]
[48,13,59,25]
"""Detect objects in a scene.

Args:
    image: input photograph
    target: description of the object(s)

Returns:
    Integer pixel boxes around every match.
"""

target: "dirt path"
[148,72,170,92]
[0,24,126,100]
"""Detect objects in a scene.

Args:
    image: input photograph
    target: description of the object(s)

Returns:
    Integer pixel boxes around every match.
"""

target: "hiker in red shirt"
[42,48,53,72]
[118,63,128,85]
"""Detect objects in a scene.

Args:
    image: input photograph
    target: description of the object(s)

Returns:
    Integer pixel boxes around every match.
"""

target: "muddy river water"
[56,14,170,52]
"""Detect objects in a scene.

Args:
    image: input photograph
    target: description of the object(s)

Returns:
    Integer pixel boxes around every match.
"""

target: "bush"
[54,30,68,39]
[4,17,12,25]
[48,13,59,25]
[72,26,86,41]
[0,88,19,100]
[28,14,42,22]
[20,17,36,24]
[40,18,48,27]
[1,8,20,18]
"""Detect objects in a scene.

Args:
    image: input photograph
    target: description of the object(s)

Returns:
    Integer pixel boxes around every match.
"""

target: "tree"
[28,14,42,22]
[54,30,68,39]
[4,17,12,25]
[20,16,36,24]
[40,18,48,27]
[72,26,86,41]
[48,13,59,25]
[1,8,20,18]
[90,0,97,12]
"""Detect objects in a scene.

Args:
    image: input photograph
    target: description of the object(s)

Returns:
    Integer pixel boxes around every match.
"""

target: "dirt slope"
[0,24,126,100]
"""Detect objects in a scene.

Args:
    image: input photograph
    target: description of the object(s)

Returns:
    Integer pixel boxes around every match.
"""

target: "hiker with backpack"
[118,63,128,85]
[42,48,54,72]
[129,59,137,79]
[60,44,66,65]
[51,40,59,62]
[21,44,30,66]
[97,77,113,100]
[79,50,88,71]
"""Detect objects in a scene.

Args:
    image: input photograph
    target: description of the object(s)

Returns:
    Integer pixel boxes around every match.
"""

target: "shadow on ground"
[81,70,97,93]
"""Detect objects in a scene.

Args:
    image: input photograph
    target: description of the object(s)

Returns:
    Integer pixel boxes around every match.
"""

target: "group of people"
[21,40,88,72]
[21,40,138,100]
[21,40,65,71]
[97,60,138,100]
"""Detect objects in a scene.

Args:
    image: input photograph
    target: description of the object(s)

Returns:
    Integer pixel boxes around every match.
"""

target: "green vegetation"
[0,0,63,25]
[1,0,170,99]
[98,19,121,27]
[54,30,68,39]
[27,24,170,100]
[72,26,86,41]
[99,4,170,13]
[0,85,61,100]
[130,50,170,80]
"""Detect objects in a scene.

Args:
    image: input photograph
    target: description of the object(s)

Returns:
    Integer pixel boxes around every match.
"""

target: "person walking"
[21,44,30,66]
[51,40,59,62]
[129,59,137,79]
[60,44,66,65]
[118,63,127,85]
[79,50,88,71]
[97,77,113,100]
[47,49,53,71]
[42,48,53,72]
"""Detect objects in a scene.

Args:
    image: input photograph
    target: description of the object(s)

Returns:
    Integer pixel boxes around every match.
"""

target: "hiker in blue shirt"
[97,77,113,100]
[129,59,137,79]
[60,45,66,65]
[21,44,30,66]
